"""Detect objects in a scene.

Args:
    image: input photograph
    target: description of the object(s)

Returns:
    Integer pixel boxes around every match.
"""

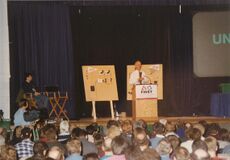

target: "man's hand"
[138,77,144,81]
[34,92,40,96]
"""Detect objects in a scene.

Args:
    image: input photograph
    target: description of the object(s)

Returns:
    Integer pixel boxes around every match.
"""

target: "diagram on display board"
[82,65,119,102]
[127,64,163,100]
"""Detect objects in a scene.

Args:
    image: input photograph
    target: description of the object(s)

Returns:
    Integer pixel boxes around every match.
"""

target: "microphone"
[139,71,142,84]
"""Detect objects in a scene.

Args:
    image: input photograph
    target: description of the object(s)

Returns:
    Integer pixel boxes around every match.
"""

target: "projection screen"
[193,11,230,77]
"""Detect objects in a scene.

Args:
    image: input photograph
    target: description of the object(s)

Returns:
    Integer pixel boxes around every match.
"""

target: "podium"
[132,84,158,119]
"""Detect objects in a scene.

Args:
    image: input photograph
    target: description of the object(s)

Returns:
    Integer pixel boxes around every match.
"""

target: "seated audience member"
[13,99,31,126]
[0,127,8,144]
[106,126,121,140]
[171,147,190,160]
[166,135,180,150]
[175,121,186,140]
[150,122,165,148]
[58,120,70,144]
[193,123,206,140]
[180,128,201,153]
[100,135,113,160]
[66,138,82,160]
[198,120,209,131]
[42,124,65,152]
[133,127,150,151]
[125,145,160,160]
[217,128,230,151]
[108,135,129,160]
[133,119,148,131]
[205,123,220,138]
[0,135,5,146]
[222,143,230,155]
[190,149,210,160]
[125,146,143,160]
[165,122,178,137]
[47,146,64,160]
[192,139,208,152]
[10,126,22,145]
[0,145,17,160]
[86,123,99,143]
[142,148,161,160]
[83,153,99,160]
[15,127,34,159]
[101,124,122,158]
[27,141,48,160]
[121,120,133,142]
[106,120,120,129]
[156,139,172,160]
[204,136,218,158]
[71,127,98,156]
[93,133,105,158]
[33,119,46,142]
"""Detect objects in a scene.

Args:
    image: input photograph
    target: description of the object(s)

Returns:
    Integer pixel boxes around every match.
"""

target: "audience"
[47,146,65,160]
[204,136,218,158]
[10,126,23,145]
[217,128,230,150]
[191,149,210,160]
[166,135,180,150]
[3,109,230,160]
[192,139,208,152]
[108,135,129,160]
[150,122,165,148]
[26,141,48,160]
[142,148,161,160]
[14,99,31,127]
[165,122,178,137]
[133,127,150,151]
[156,139,172,160]
[15,127,34,159]
[83,153,99,160]
[171,147,190,160]
[42,124,65,152]
[181,128,201,153]
[65,138,82,160]
[58,120,71,144]
[71,127,98,156]
[0,145,17,160]
[0,135,5,146]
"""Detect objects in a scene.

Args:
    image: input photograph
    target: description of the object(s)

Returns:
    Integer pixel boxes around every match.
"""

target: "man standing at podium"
[129,60,148,85]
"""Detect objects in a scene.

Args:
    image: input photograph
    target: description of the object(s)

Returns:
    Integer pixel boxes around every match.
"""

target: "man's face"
[135,61,142,71]
[27,75,32,82]
[16,126,22,138]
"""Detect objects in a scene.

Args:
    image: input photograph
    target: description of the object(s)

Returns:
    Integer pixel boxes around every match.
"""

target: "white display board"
[0,0,10,119]
[135,84,158,99]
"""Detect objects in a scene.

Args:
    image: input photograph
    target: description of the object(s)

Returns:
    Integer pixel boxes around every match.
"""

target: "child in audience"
[108,135,129,160]
[13,99,31,127]
[58,120,71,144]
[66,138,82,160]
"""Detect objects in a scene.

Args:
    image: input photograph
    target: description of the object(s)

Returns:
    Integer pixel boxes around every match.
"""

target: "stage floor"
[69,116,230,128]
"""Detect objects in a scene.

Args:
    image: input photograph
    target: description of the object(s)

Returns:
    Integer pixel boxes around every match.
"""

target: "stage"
[69,116,230,128]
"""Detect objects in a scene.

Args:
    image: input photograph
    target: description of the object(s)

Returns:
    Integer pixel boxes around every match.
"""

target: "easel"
[91,100,115,120]
[82,65,119,120]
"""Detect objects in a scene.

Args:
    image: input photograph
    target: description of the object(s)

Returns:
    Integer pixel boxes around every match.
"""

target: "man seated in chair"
[22,73,49,119]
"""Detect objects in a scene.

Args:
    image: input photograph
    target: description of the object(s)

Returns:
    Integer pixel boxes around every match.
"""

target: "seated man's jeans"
[34,95,49,109]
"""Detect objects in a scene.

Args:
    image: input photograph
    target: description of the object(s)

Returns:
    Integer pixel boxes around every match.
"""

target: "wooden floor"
[69,116,230,127]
